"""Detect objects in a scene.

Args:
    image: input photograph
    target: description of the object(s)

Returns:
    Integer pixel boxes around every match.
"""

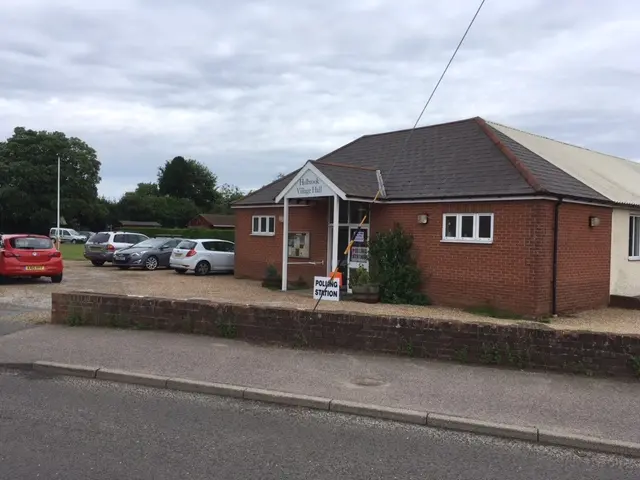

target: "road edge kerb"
[95,367,168,388]
[428,413,538,442]
[244,387,331,410]
[0,362,33,371]
[33,361,98,378]
[330,400,427,425]
[166,378,245,398]
[538,429,640,457]
[8,362,640,459]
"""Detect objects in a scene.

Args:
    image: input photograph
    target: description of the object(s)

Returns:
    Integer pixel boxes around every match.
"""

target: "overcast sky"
[1,0,639,199]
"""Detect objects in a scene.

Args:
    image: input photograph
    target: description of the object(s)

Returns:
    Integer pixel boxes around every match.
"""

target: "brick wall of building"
[555,202,612,313]
[372,200,555,316]
[51,292,640,379]
[235,199,612,316]
[234,201,329,285]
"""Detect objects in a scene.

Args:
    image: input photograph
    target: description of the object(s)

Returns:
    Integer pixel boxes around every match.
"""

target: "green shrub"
[368,223,429,305]
[127,227,235,242]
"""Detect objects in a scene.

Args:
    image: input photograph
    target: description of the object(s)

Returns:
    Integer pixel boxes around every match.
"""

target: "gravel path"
[1,261,638,334]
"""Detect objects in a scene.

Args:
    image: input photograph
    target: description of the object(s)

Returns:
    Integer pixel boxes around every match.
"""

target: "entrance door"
[347,226,369,293]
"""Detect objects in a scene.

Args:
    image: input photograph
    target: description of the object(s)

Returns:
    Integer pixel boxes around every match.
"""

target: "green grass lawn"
[60,243,86,261]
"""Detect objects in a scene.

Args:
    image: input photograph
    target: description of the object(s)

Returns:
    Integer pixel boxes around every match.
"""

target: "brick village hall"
[232,117,640,317]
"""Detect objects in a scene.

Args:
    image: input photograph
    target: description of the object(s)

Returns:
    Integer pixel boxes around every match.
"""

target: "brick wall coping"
[51,291,640,379]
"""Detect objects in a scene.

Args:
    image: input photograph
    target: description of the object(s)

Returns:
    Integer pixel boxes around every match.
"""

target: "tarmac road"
[1,368,639,480]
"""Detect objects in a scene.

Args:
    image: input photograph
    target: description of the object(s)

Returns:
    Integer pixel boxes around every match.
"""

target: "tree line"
[0,127,247,234]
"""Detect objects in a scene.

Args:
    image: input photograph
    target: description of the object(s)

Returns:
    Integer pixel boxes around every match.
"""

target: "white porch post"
[331,194,339,273]
[281,197,289,291]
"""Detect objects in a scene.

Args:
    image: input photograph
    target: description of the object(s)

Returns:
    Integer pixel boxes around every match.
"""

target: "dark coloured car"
[84,231,149,266]
[112,237,182,271]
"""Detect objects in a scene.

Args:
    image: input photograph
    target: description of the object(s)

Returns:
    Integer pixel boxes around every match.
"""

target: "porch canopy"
[274,160,384,291]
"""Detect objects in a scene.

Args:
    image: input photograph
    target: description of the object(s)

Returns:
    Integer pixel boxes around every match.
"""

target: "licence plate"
[173,253,183,258]
[90,246,102,251]
[25,266,45,271]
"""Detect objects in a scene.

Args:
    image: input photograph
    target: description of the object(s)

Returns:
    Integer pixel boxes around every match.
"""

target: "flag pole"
[56,154,61,250]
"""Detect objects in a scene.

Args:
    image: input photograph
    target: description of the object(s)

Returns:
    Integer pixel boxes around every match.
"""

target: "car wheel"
[50,274,63,284]
[194,261,210,276]
[71,239,77,244]
[174,268,187,274]
[118,266,130,270]
[91,260,105,267]
[143,256,159,271]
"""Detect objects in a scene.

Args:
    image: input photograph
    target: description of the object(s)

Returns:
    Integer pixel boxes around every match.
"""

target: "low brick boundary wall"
[51,292,640,379]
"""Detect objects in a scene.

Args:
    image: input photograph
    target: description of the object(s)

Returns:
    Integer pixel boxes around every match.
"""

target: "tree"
[0,127,102,233]
[115,190,199,229]
[215,183,246,214]
[134,182,159,197]
[157,156,220,211]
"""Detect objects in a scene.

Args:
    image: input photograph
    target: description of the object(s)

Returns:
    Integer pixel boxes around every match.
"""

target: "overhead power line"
[311,0,488,311]
[384,0,488,182]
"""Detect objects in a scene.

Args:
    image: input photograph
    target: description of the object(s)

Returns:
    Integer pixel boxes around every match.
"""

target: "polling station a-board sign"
[313,276,340,301]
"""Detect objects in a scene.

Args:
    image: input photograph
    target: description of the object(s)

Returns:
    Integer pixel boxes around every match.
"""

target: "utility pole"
[56,154,61,250]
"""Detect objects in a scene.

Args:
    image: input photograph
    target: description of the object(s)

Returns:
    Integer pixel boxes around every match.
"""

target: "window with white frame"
[629,215,640,259]
[442,213,493,243]
[252,215,275,236]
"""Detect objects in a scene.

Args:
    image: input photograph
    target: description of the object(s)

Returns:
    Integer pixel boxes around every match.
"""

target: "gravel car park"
[0,262,639,336]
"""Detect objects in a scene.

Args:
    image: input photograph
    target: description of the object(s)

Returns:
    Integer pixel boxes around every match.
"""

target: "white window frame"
[441,213,494,244]
[629,214,640,260]
[251,215,276,236]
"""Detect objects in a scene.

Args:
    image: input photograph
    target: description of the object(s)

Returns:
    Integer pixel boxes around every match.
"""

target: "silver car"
[83,231,149,266]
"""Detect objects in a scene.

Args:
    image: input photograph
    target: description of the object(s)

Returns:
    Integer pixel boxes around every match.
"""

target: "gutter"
[552,197,563,316]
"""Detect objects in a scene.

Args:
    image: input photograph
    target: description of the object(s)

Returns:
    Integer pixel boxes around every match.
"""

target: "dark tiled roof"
[483,124,609,202]
[312,162,380,199]
[313,118,536,199]
[233,170,300,206]
[234,117,613,206]
[195,214,235,226]
[118,220,162,227]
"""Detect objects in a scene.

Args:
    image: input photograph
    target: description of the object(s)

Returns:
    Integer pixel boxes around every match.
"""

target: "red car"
[0,234,64,283]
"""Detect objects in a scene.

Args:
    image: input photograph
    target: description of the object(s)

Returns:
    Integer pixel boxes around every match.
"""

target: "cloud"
[1,0,639,197]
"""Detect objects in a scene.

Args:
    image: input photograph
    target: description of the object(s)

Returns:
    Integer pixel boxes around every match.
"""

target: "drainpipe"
[551,197,563,315]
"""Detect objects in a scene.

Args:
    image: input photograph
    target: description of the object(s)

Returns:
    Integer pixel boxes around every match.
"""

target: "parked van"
[49,228,88,244]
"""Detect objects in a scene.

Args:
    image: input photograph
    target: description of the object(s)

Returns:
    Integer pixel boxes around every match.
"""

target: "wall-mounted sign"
[353,230,365,243]
[288,170,332,198]
[313,276,340,301]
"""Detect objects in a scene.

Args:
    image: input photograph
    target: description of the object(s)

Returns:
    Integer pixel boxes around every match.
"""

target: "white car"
[170,238,235,275]
[49,228,87,244]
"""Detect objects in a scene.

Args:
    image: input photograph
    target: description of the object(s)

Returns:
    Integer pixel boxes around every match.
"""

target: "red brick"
[234,199,612,317]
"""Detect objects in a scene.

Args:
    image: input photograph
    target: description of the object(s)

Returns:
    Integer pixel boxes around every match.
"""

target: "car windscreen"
[132,238,165,248]
[176,240,197,250]
[88,233,110,243]
[9,237,53,250]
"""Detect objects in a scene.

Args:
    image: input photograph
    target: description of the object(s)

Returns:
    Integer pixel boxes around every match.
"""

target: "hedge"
[131,227,235,242]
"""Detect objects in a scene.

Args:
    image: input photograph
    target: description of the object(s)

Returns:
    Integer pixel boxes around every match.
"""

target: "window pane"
[461,215,474,238]
[478,215,492,239]
[268,217,275,233]
[114,234,125,243]
[444,216,457,238]
[349,202,369,224]
[630,216,634,257]
[339,200,349,223]
[633,216,640,257]
[260,217,267,232]
[253,217,259,233]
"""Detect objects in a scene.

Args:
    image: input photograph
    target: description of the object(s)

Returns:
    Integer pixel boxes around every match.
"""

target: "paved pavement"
[2,324,640,444]
[2,368,639,480]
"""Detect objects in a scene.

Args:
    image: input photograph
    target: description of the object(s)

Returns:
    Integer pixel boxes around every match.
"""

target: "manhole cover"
[351,377,386,387]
